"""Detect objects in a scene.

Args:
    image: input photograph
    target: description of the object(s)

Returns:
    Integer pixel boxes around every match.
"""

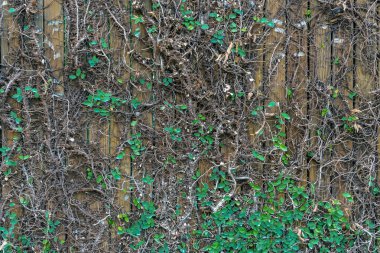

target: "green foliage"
[142,176,154,185]
[164,126,182,142]
[111,167,121,181]
[69,68,86,80]
[134,28,141,37]
[131,15,144,24]
[192,176,358,252]
[12,87,23,103]
[117,175,362,252]
[253,16,276,28]
[1,207,62,253]
[211,30,225,45]
[117,199,156,237]
[193,124,214,146]
[82,90,126,116]
[127,133,145,160]
[131,97,141,110]
[252,150,265,162]
[8,7,16,13]
[88,55,100,67]
[162,77,173,86]
[232,46,246,58]
[25,86,40,98]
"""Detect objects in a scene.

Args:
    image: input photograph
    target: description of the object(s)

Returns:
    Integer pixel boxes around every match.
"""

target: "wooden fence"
[1,0,379,251]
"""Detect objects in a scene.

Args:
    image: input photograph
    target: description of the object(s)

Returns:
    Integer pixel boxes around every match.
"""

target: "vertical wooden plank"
[306,0,318,193]
[44,0,66,247]
[44,0,64,95]
[286,0,309,186]
[356,0,378,189]
[265,0,286,174]
[331,19,354,204]
[377,1,380,188]
[130,0,153,203]
[110,0,131,213]
[248,0,265,189]
[312,3,331,198]
[1,0,22,238]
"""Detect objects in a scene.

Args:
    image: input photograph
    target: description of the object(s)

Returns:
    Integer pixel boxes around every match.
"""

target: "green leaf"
[134,28,141,38]
[96,175,103,184]
[201,24,209,30]
[229,13,237,19]
[260,17,268,24]
[321,108,329,117]
[69,75,77,80]
[147,26,157,33]
[93,108,110,116]
[131,97,141,109]
[268,101,277,107]
[89,40,98,46]
[88,55,99,67]
[342,192,354,203]
[10,111,22,124]
[5,158,17,166]
[252,150,265,162]
[111,168,121,181]
[8,8,16,13]
[131,121,138,127]
[176,104,187,110]
[75,68,82,77]
[142,176,154,185]
[116,151,125,160]
[251,110,258,117]
[18,155,30,160]
[100,38,108,49]
[163,77,173,86]
[131,15,144,24]
[281,112,291,120]
[279,144,288,152]
[12,88,23,103]
[348,92,357,100]
[82,99,94,107]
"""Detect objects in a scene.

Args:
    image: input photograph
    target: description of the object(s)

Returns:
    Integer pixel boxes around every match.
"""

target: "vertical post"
[331,17,354,205]
[110,0,132,214]
[1,0,22,239]
[248,3,266,188]
[312,2,332,199]
[44,0,66,246]
[286,0,309,187]
[265,0,286,174]
[44,0,64,95]
[129,0,153,196]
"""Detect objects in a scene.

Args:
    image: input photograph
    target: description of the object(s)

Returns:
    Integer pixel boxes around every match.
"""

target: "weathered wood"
[331,18,354,205]
[44,0,65,237]
[286,0,309,186]
[248,3,266,188]
[44,0,64,95]
[356,0,379,190]
[1,0,22,235]
[110,4,132,213]
[265,0,286,174]
[377,1,380,188]
[129,1,154,205]
[312,2,332,199]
